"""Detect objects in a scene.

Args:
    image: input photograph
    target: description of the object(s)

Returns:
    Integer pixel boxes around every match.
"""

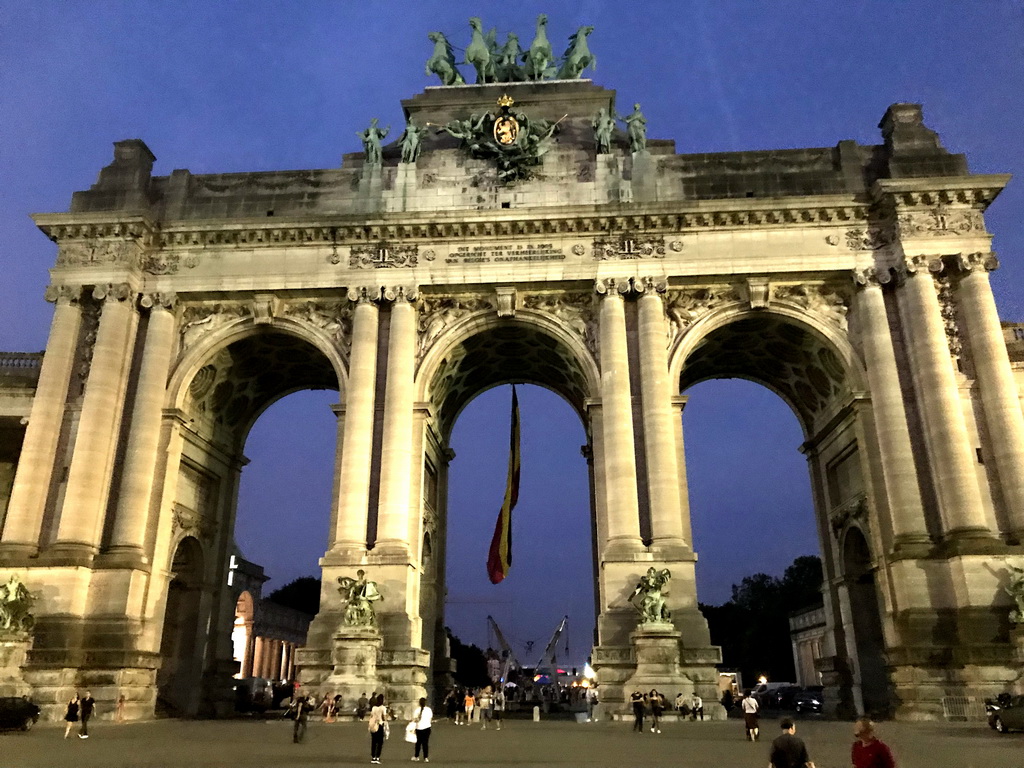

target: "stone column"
[894,258,991,538]
[0,286,82,555]
[637,287,686,549]
[331,293,379,552]
[375,291,416,552]
[253,637,266,678]
[54,283,139,556]
[597,283,642,553]
[852,270,930,547]
[108,293,177,561]
[671,397,694,548]
[243,629,255,678]
[956,253,1024,537]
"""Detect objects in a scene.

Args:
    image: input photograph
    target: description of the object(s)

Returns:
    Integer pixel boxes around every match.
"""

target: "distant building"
[230,555,313,682]
[789,605,826,688]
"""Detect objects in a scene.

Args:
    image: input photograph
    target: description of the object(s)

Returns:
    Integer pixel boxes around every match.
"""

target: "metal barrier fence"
[941,695,987,721]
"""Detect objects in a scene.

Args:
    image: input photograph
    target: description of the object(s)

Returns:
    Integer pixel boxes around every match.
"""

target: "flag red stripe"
[487,387,520,584]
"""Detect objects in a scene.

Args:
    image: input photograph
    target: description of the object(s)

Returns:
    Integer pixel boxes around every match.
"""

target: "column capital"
[43,284,82,304]
[381,284,419,303]
[635,276,668,295]
[894,254,944,284]
[595,277,633,296]
[851,267,892,289]
[139,291,177,310]
[955,251,999,274]
[93,282,134,303]
[347,285,383,304]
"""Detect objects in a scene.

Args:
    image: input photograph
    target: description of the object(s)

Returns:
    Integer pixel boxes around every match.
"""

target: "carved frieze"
[897,206,985,238]
[417,295,494,359]
[592,232,665,260]
[772,283,850,330]
[282,300,353,356]
[56,240,142,268]
[141,251,181,275]
[663,285,740,339]
[349,242,419,269]
[845,227,892,251]
[74,299,102,397]
[179,303,252,349]
[521,291,597,361]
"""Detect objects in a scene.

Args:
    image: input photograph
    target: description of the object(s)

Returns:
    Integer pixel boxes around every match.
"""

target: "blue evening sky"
[2,2,1021,664]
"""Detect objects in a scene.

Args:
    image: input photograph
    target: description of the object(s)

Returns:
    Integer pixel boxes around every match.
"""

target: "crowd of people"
[628,689,705,733]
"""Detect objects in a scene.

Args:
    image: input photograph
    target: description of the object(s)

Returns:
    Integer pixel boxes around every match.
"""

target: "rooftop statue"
[620,102,647,153]
[426,31,466,86]
[400,116,427,164]
[557,26,596,79]
[1006,565,1024,625]
[495,32,525,82]
[338,570,383,628]
[465,18,497,84]
[522,13,555,81]
[629,567,672,624]
[592,107,616,154]
[357,118,390,165]
[0,574,35,635]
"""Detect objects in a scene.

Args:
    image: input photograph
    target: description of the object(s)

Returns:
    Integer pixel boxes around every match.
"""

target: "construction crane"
[486,615,521,683]
[533,615,568,681]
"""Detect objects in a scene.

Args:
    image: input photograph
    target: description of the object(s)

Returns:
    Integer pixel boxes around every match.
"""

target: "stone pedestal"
[0,634,32,697]
[324,627,383,718]
[617,623,724,720]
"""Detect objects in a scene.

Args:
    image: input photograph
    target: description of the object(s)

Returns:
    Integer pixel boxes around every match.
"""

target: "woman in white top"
[410,697,433,762]
[368,694,388,764]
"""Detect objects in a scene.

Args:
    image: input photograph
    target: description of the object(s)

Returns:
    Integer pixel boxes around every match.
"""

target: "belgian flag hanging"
[487,386,520,584]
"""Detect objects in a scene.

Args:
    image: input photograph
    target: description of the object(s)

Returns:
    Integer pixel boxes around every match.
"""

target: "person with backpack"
[368,694,388,764]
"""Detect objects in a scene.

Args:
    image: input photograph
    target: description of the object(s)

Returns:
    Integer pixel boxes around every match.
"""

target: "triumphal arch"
[1,19,1023,721]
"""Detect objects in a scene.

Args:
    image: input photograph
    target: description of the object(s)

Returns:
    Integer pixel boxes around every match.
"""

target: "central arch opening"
[422,313,598,698]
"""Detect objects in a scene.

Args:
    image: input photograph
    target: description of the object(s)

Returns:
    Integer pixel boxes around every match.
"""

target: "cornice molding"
[872,174,1011,210]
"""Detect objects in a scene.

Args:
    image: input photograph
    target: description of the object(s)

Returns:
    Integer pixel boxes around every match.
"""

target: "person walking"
[630,690,645,732]
[690,691,704,721]
[478,686,492,729]
[649,689,663,733]
[444,688,459,723]
[770,718,815,768]
[63,695,79,739]
[291,694,311,744]
[585,686,598,722]
[79,691,95,738]
[115,694,126,723]
[741,690,760,741]
[409,696,433,762]
[368,694,388,764]
[492,686,505,730]
[463,688,476,725]
[852,718,896,768]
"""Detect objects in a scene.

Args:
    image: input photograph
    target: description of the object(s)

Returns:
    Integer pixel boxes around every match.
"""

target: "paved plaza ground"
[1,716,1020,768]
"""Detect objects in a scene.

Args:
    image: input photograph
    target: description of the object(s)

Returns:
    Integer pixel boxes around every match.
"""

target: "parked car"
[793,686,824,714]
[988,694,1024,733]
[770,685,802,710]
[752,682,796,707]
[0,697,40,731]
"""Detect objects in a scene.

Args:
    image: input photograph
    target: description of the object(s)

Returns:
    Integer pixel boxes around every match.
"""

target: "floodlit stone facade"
[0,77,1022,721]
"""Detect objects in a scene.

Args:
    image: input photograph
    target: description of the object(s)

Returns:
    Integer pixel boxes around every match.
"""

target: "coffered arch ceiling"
[428,322,592,439]
[183,330,339,448]
[679,316,850,433]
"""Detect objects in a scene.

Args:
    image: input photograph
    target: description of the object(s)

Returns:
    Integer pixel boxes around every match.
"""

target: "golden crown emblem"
[497,94,515,108]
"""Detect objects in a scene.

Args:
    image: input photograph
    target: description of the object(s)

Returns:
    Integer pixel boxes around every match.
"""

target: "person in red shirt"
[851,718,896,768]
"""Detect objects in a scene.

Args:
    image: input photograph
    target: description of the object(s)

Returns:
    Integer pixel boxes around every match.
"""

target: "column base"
[890,534,933,559]
[602,538,646,559]
[0,542,39,565]
[94,547,150,570]
[37,543,96,567]
[367,541,411,562]
[938,530,1006,556]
